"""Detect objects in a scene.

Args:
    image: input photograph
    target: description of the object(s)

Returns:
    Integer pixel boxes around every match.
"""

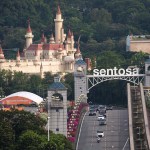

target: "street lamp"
[48,116,50,141]
[47,97,50,142]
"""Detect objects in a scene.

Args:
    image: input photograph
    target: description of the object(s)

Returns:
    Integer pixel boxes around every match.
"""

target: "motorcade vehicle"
[96,130,104,138]
[97,115,105,121]
[106,106,113,110]
[99,109,106,115]
[97,137,101,143]
[99,118,106,125]
[89,110,96,116]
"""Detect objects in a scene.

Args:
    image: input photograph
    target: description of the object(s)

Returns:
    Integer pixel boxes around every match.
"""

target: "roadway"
[77,108,130,150]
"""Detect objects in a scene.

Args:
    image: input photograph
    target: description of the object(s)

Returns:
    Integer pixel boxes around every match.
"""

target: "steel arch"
[87,75,145,91]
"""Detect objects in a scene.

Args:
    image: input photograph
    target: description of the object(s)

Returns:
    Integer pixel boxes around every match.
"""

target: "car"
[99,109,106,115]
[99,118,106,125]
[106,106,113,110]
[89,110,96,116]
[97,115,105,120]
[97,130,104,138]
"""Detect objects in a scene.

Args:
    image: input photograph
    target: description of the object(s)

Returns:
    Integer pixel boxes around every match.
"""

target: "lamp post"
[48,116,50,141]
[47,97,50,142]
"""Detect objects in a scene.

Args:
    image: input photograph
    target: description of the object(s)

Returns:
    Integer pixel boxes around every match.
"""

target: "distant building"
[0,6,91,77]
[126,35,150,54]
[0,91,43,105]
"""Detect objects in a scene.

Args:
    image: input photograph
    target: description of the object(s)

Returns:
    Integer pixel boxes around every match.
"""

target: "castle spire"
[75,36,82,59]
[0,45,5,59]
[57,5,61,14]
[41,32,46,44]
[26,19,32,33]
[16,50,21,64]
[67,29,72,39]
[16,50,20,57]
[50,33,55,43]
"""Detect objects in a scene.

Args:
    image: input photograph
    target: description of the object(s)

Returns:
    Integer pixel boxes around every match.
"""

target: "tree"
[0,120,15,150]
[17,130,45,150]
[96,51,125,69]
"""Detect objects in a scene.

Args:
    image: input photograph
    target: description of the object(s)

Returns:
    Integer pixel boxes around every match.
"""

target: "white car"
[97,130,104,138]
[97,115,105,121]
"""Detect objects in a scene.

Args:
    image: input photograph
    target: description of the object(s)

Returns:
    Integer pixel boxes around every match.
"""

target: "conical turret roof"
[26,20,32,33]
[57,5,61,14]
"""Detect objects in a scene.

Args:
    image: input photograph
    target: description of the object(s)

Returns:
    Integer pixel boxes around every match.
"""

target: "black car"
[89,110,96,116]
[106,106,113,110]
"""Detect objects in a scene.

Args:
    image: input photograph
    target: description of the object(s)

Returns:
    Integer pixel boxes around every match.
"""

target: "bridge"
[48,57,150,150]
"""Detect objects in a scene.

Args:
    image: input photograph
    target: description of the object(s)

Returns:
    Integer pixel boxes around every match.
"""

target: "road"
[77,109,130,150]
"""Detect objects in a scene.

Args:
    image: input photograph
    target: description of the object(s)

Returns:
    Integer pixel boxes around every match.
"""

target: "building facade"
[126,35,150,54]
[0,6,91,77]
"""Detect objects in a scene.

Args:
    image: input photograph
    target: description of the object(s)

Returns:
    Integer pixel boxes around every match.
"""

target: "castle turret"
[65,29,72,52]
[41,32,47,44]
[49,34,55,44]
[75,44,82,60]
[16,50,20,61]
[0,45,5,60]
[54,6,63,43]
[25,20,34,48]
[16,50,21,66]
[40,62,44,78]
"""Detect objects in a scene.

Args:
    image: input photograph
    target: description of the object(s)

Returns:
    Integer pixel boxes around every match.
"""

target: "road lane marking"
[76,112,87,150]
[91,119,96,147]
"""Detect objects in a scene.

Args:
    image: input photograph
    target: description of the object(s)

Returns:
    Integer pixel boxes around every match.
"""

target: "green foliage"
[96,51,125,69]
[0,110,73,150]
[0,120,15,150]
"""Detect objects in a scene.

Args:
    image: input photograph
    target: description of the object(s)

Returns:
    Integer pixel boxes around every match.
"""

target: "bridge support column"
[74,59,88,103]
[47,77,67,137]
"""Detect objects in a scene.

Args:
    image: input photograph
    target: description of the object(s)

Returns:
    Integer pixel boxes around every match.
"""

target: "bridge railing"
[140,83,150,149]
[127,83,135,150]
[127,83,150,150]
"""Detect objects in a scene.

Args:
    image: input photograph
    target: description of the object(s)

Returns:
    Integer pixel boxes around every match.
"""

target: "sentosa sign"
[93,67,139,76]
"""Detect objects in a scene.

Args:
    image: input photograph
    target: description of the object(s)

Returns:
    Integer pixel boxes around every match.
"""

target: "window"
[56,128,59,131]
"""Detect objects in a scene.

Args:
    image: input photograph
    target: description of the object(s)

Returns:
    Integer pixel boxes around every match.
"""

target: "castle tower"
[48,77,67,136]
[0,45,5,60]
[25,20,34,48]
[145,58,150,86]
[54,6,63,43]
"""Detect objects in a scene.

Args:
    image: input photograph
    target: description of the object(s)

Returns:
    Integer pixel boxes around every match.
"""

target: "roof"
[48,82,67,90]
[145,58,150,63]
[75,59,86,65]
[27,43,64,51]
[57,5,61,14]
[0,91,43,105]
[27,20,32,33]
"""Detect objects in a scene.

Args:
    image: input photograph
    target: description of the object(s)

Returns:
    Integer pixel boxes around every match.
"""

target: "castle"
[0,6,91,77]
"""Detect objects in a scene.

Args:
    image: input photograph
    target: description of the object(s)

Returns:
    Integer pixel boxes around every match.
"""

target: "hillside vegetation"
[0,0,150,105]
[0,0,150,56]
